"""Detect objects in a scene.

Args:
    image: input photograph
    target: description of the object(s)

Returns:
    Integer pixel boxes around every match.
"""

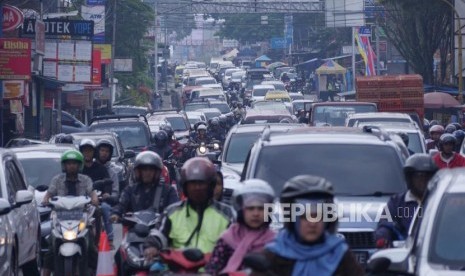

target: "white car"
[346,112,416,127]
[261,80,286,91]
[185,111,207,128]
[0,149,40,274]
[369,168,465,275]
[251,84,275,102]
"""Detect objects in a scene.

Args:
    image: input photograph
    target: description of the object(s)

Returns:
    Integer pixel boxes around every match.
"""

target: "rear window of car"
[184,103,210,111]
[90,123,150,150]
[253,144,405,195]
[348,118,411,127]
[166,117,189,131]
[210,103,230,114]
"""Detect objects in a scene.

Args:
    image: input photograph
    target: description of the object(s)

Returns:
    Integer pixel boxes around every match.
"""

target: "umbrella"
[424,92,460,109]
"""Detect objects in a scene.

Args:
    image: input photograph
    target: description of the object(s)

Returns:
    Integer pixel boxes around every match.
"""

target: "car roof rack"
[90,114,148,125]
[149,108,180,115]
[362,125,391,141]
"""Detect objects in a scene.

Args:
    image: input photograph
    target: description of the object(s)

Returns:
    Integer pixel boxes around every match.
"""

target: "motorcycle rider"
[297,109,308,124]
[41,150,99,276]
[432,133,465,169]
[205,179,276,275]
[375,154,438,248]
[281,72,290,83]
[95,139,121,244]
[208,117,226,143]
[79,139,110,182]
[160,124,183,160]
[233,102,246,122]
[148,130,174,160]
[143,157,235,260]
[426,125,444,152]
[111,151,179,273]
[250,175,363,276]
[190,124,211,144]
[454,129,465,152]
[445,123,457,134]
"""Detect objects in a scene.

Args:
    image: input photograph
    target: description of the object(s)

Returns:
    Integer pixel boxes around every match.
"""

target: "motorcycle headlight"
[199,146,207,154]
[63,229,77,241]
[213,143,220,150]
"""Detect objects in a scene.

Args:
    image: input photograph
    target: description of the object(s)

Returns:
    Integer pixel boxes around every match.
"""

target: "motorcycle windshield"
[56,209,84,221]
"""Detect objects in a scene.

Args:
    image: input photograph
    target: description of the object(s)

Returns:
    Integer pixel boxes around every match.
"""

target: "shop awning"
[33,75,66,90]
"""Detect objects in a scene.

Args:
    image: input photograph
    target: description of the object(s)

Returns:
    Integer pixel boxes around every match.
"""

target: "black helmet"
[439,133,457,148]
[180,157,216,197]
[452,123,463,131]
[96,139,114,161]
[154,130,169,147]
[56,133,74,144]
[160,124,174,138]
[445,124,457,134]
[134,151,163,171]
[210,117,220,127]
[54,133,66,143]
[403,153,438,175]
[280,175,334,203]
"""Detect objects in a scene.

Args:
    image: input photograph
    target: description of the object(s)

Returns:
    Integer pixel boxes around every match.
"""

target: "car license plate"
[353,251,368,267]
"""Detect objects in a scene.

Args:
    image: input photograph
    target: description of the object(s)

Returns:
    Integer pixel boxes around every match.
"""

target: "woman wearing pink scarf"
[205,179,276,275]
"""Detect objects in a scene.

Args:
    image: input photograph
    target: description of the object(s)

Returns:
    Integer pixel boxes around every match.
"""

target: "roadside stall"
[315,60,347,101]
[424,92,461,125]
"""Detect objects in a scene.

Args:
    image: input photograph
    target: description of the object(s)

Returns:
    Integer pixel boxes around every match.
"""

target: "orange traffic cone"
[96,230,116,276]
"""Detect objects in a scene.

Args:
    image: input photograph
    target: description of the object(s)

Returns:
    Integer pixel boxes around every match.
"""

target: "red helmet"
[180,157,217,195]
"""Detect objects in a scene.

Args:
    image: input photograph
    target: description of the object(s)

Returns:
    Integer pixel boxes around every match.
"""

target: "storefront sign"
[35,20,45,54]
[93,44,111,64]
[92,49,102,84]
[3,5,24,32]
[0,38,32,80]
[23,18,94,38]
[81,5,105,43]
[2,80,25,99]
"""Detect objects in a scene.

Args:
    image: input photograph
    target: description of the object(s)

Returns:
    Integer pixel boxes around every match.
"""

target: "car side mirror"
[124,150,136,159]
[15,190,33,207]
[0,199,11,215]
[368,257,391,274]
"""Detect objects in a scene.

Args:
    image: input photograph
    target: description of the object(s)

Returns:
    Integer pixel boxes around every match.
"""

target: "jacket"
[432,152,465,169]
[111,180,179,217]
[145,200,235,253]
[250,249,364,276]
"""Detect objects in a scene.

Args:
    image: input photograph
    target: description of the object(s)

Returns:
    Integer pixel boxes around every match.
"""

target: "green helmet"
[61,149,84,172]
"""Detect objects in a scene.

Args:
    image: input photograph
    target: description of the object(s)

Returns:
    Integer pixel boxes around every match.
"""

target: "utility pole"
[375,26,380,76]
[110,0,117,107]
[154,1,158,96]
[352,27,356,91]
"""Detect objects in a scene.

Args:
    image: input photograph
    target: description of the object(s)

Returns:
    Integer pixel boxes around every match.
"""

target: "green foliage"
[377,0,452,84]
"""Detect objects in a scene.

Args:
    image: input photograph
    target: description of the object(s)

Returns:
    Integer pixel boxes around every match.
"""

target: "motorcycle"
[190,141,221,159]
[117,210,160,276]
[48,196,97,276]
[149,248,211,275]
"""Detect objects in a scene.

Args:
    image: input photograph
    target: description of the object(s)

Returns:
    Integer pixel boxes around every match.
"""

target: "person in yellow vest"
[143,157,235,259]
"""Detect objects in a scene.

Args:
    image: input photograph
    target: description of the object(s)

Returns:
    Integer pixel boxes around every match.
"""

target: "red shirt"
[433,152,465,169]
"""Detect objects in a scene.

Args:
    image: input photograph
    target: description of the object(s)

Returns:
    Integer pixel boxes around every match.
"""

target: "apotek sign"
[23,18,94,38]
[0,38,32,80]
[2,5,24,32]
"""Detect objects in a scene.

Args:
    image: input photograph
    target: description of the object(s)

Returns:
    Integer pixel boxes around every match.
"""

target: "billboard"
[0,38,32,80]
[81,5,105,43]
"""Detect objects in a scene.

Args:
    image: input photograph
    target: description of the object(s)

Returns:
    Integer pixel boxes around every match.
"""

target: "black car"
[88,115,152,154]
[112,105,149,116]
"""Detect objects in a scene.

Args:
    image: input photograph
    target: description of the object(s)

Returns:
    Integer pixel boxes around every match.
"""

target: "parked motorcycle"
[48,196,97,276]
[117,210,160,276]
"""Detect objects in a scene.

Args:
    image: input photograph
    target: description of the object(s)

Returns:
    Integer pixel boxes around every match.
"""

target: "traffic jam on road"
[1,0,465,275]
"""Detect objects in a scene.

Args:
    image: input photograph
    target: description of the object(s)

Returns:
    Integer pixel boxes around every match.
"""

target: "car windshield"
[166,117,188,131]
[204,111,221,121]
[210,103,230,114]
[225,132,261,163]
[313,105,377,126]
[91,125,149,149]
[196,78,216,85]
[18,158,62,188]
[254,88,273,97]
[254,102,288,111]
[73,137,118,157]
[254,144,405,195]
[349,117,411,127]
[185,103,210,111]
[271,83,285,90]
[429,193,465,268]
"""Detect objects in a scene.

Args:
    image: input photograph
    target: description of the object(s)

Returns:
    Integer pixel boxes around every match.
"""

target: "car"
[251,100,292,115]
[184,101,210,112]
[354,122,427,154]
[185,111,207,128]
[242,109,296,124]
[53,110,88,134]
[241,127,408,267]
[4,138,48,148]
[191,89,227,102]
[0,197,14,275]
[149,112,191,139]
[309,102,378,126]
[288,92,304,101]
[0,149,40,275]
[197,108,222,121]
[207,100,231,114]
[194,77,217,86]
[221,123,306,175]
[368,168,465,275]
[264,90,292,102]
[261,80,286,91]
[346,112,416,127]
[112,105,149,116]
[251,84,275,102]
[88,114,152,153]
[291,99,314,115]
[175,65,185,87]
[148,117,169,136]
[222,68,243,88]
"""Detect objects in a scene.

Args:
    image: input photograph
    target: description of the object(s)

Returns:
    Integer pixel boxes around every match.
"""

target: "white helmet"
[232,179,275,211]
[79,138,96,151]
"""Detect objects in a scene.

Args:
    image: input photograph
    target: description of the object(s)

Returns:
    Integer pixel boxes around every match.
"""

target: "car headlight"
[213,143,220,150]
[63,229,77,241]
[199,146,207,154]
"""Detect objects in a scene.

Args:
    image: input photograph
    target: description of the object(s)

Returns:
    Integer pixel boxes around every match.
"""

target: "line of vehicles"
[0,58,462,275]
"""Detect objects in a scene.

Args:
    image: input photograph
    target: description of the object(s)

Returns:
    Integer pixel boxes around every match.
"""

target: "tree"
[377,0,452,84]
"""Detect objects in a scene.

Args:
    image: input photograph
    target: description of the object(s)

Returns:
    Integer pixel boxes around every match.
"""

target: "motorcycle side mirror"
[182,248,204,262]
[243,253,271,272]
[35,185,49,192]
[134,223,150,237]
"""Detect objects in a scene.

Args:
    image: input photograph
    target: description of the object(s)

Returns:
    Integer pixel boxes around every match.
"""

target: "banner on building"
[93,44,111,64]
[0,38,32,80]
[81,5,105,43]
[355,27,377,76]
[2,80,25,99]
[92,49,102,84]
